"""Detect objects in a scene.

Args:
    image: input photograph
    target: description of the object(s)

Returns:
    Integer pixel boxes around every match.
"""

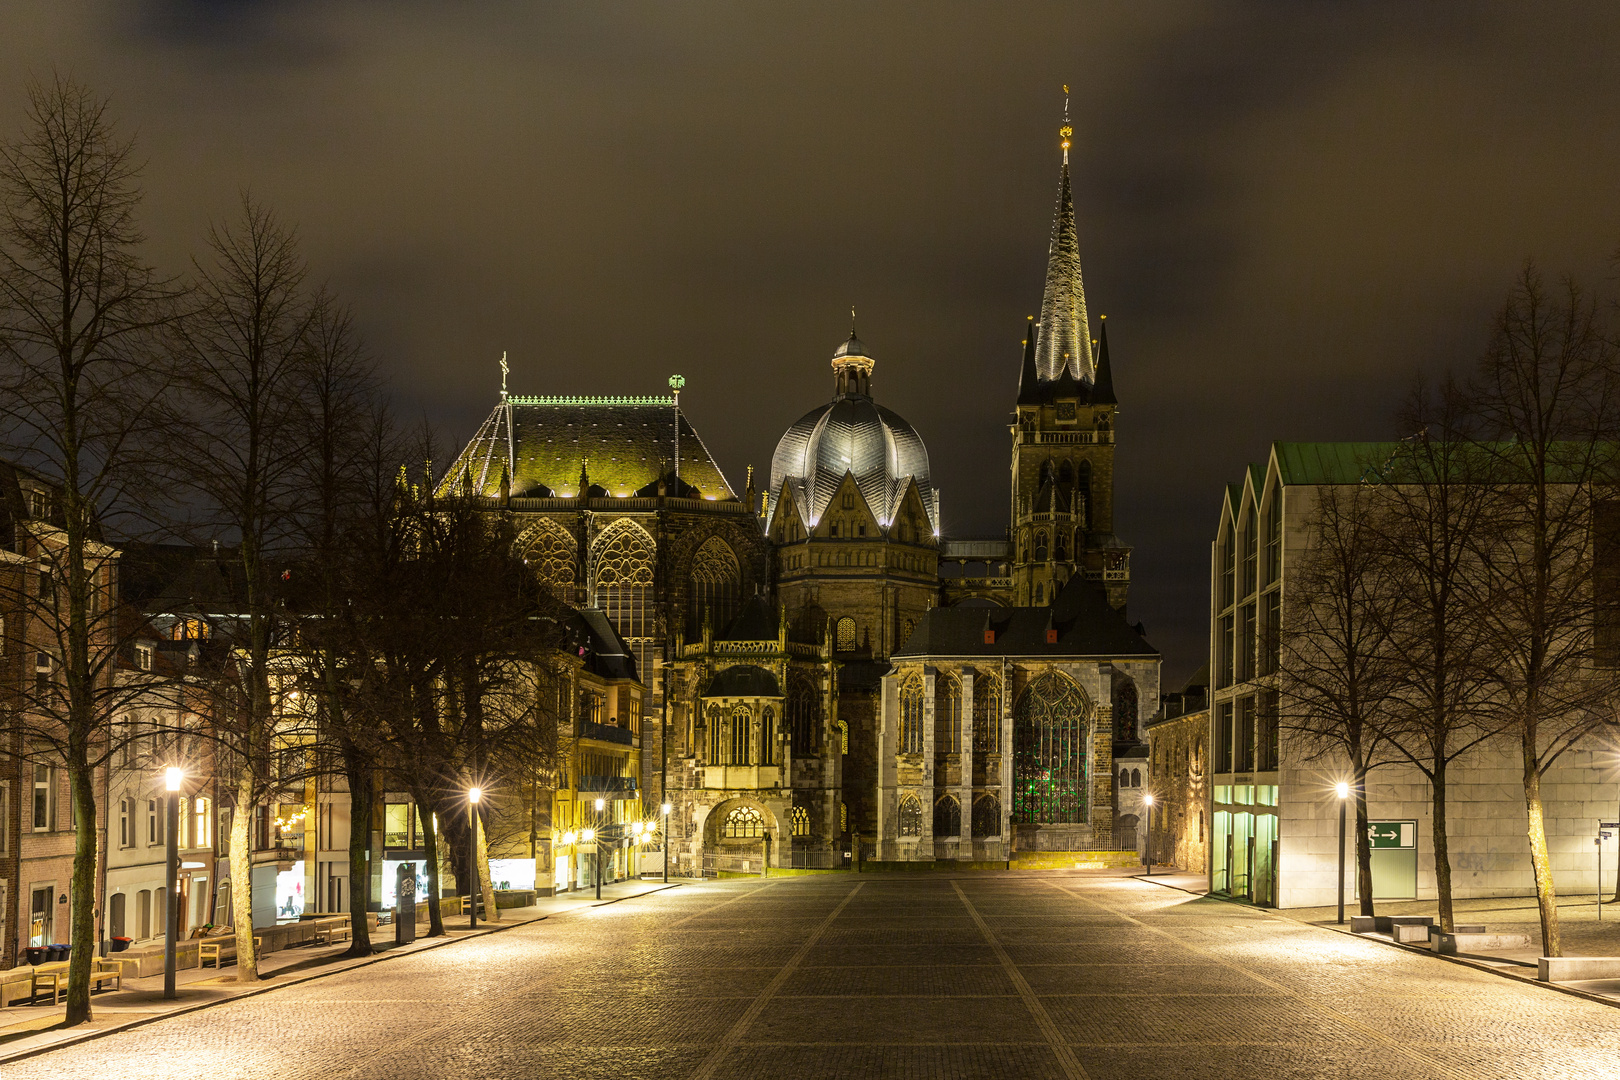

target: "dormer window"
[28,490,48,519]
[135,643,154,672]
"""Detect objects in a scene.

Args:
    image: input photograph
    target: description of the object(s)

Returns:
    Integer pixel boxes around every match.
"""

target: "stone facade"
[1144,704,1210,874]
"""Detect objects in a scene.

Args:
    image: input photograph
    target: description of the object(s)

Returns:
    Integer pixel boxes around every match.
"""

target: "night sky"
[6,3,1620,682]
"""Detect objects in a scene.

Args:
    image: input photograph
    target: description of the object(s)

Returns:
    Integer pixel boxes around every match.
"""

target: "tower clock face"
[1055,402,1076,421]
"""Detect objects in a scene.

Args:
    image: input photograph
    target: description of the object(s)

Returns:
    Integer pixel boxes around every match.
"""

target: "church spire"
[1034,89,1094,384]
[1092,315,1116,405]
[1016,316,1042,404]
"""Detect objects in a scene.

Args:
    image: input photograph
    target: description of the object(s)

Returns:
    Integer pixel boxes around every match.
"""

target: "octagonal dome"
[767,334,937,531]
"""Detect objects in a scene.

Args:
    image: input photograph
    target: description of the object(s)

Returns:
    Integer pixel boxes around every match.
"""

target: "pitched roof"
[441,396,735,501]
[703,663,782,698]
[1034,160,1094,382]
[895,577,1156,659]
[718,594,779,642]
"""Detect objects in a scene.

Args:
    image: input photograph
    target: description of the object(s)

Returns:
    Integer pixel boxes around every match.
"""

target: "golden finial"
[1059,84,1073,158]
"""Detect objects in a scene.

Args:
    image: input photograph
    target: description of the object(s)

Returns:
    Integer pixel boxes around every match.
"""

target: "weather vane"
[1060,83,1073,162]
[499,351,509,398]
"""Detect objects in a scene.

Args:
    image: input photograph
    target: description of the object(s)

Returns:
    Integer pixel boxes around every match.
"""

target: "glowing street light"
[662,802,672,883]
[163,767,182,999]
[468,787,482,930]
[1335,781,1351,925]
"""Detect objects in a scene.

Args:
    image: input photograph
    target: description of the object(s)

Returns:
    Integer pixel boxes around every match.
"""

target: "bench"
[200,935,261,968]
[311,917,351,946]
[1538,956,1620,982]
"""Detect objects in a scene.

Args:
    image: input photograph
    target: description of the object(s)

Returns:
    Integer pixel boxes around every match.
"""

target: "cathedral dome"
[767,333,937,531]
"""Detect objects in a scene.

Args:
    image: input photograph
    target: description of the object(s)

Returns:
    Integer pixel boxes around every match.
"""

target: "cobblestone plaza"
[9,872,1620,1080]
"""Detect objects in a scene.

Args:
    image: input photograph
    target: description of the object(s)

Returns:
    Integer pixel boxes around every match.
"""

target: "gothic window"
[1113,680,1139,742]
[1058,460,1073,485]
[971,794,1000,838]
[933,795,960,837]
[1077,461,1092,526]
[1055,531,1068,561]
[899,674,924,754]
[1034,584,1044,605]
[972,672,1001,754]
[592,521,655,680]
[1012,670,1089,825]
[901,618,915,645]
[1131,768,1141,787]
[841,490,854,510]
[722,805,765,839]
[688,537,741,638]
[730,705,752,766]
[791,805,810,836]
[936,673,961,755]
[522,520,576,598]
[705,704,723,763]
[1117,767,1129,789]
[1035,530,1048,562]
[1039,459,1054,486]
[761,706,776,765]
[789,676,819,755]
[835,617,857,652]
[834,719,849,755]
[897,795,923,837]
[839,802,848,833]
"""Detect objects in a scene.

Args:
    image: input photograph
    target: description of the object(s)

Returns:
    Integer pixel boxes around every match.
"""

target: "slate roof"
[895,576,1155,660]
[441,397,735,501]
[119,542,249,616]
[717,594,779,642]
[574,608,640,683]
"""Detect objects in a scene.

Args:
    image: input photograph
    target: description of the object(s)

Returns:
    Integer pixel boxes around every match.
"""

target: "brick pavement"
[6,871,1620,1079]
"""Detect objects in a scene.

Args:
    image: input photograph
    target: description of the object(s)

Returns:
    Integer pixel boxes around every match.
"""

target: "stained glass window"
[972,671,1001,754]
[936,673,961,755]
[522,520,576,599]
[933,795,960,837]
[791,805,810,837]
[789,676,819,754]
[899,674,924,754]
[971,794,1000,838]
[592,521,655,681]
[897,795,922,837]
[688,537,740,638]
[722,805,765,839]
[835,617,857,652]
[1012,670,1088,825]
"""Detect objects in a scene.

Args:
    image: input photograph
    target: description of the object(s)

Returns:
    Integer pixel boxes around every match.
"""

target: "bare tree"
[166,195,315,981]
[1279,480,1403,918]
[1370,383,1503,933]
[1464,266,1620,956]
[0,75,174,1023]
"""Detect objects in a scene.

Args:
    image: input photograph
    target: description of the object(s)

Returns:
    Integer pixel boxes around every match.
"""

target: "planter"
[24,946,45,966]
[110,937,132,952]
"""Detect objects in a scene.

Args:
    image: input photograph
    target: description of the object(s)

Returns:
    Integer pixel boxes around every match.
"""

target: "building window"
[835,617,857,652]
[1215,701,1234,774]
[687,537,741,639]
[147,798,160,845]
[729,705,752,766]
[1258,690,1279,772]
[522,520,577,599]
[32,763,52,831]
[34,652,53,703]
[591,521,655,690]
[1035,531,1048,562]
[1262,589,1281,674]
[1113,680,1139,742]
[118,797,132,847]
[38,559,53,601]
[789,676,819,755]
[898,674,924,754]
[385,802,410,848]
[1238,603,1256,682]
[839,802,848,833]
[1242,504,1258,596]
[936,674,962,755]
[933,795,960,837]
[1220,521,1235,608]
[834,719,849,755]
[1217,614,1234,688]
[897,795,923,837]
[841,490,854,510]
[194,796,212,849]
[791,805,810,837]
[1264,481,1282,583]
[972,672,1001,754]
[0,782,7,851]
[1131,768,1141,787]
[1118,767,1129,789]
[1011,671,1087,825]
[135,642,154,671]
[1236,695,1256,773]
[721,805,765,839]
[761,707,777,765]
[971,795,1001,838]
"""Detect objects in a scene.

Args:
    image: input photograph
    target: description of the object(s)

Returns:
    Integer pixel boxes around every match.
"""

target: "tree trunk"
[476,811,499,922]
[64,758,98,1024]
[417,795,445,937]
[1523,755,1561,956]
[1431,759,1454,933]
[1354,779,1375,917]
[231,774,260,982]
[342,747,374,957]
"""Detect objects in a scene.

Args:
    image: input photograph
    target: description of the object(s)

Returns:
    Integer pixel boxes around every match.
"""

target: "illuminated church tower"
[1008,102,1130,609]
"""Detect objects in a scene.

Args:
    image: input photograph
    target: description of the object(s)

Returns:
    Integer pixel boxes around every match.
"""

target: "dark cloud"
[4,1,1619,679]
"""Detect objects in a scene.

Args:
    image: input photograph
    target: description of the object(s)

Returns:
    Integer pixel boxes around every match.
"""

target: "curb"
[0,884,681,1066]
[1134,874,1620,1014]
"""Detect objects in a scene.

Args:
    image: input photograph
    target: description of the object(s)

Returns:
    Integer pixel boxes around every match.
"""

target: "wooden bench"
[29,959,128,1003]
[312,917,351,945]
[200,935,261,968]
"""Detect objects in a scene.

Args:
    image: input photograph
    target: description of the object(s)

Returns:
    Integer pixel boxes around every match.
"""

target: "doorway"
[29,885,51,947]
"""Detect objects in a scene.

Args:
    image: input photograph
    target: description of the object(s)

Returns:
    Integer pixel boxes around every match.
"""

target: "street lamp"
[1142,793,1156,878]
[1335,781,1351,925]
[593,797,606,900]
[163,766,182,1000]
[468,787,482,930]
[661,802,672,884]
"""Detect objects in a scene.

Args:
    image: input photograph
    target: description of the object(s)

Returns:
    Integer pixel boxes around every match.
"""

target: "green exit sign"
[1368,821,1416,849]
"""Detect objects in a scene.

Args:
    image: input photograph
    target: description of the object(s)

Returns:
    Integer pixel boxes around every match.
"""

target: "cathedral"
[444,112,1160,877]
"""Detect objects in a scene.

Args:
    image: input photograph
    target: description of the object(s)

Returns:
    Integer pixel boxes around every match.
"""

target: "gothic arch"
[687,536,741,638]
[518,518,577,598]
[936,672,962,755]
[1113,677,1140,742]
[972,670,1001,754]
[1011,670,1091,825]
[788,673,820,755]
[899,673,924,754]
[590,519,655,677]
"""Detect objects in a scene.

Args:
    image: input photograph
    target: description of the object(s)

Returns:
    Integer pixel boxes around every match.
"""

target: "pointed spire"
[1016,316,1043,405]
[1092,315,1117,404]
[1034,154,1094,384]
[577,457,589,500]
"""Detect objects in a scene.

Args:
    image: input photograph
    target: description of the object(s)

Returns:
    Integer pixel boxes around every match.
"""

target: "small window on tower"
[841,491,854,510]
[828,523,838,538]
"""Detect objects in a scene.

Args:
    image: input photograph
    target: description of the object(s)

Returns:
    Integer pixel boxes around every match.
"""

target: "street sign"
[1602,821,1620,829]
[1367,821,1416,849]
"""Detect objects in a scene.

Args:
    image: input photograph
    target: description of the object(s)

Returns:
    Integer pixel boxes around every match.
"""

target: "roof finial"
[499,351,509,399]
[1060,83,1073,165]
[850,305,857,339]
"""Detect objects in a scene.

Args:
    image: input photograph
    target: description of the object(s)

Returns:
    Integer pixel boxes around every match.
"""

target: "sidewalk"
[0,877,682,1063]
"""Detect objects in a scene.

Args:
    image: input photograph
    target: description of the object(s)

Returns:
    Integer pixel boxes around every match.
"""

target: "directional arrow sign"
[1367,821,1415,849]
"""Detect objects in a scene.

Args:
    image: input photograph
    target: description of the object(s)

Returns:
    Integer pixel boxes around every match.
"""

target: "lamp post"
[163,767,182,1000]
[1142,793,1156,877]
[594,797,606,900]
[582,827,597,899]
[662,802,672,884]
[468,787,482,930]
[1335,781,1350,925]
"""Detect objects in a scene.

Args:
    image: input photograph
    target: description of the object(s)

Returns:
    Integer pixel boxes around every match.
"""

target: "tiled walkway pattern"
[9,873,1620,1079]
